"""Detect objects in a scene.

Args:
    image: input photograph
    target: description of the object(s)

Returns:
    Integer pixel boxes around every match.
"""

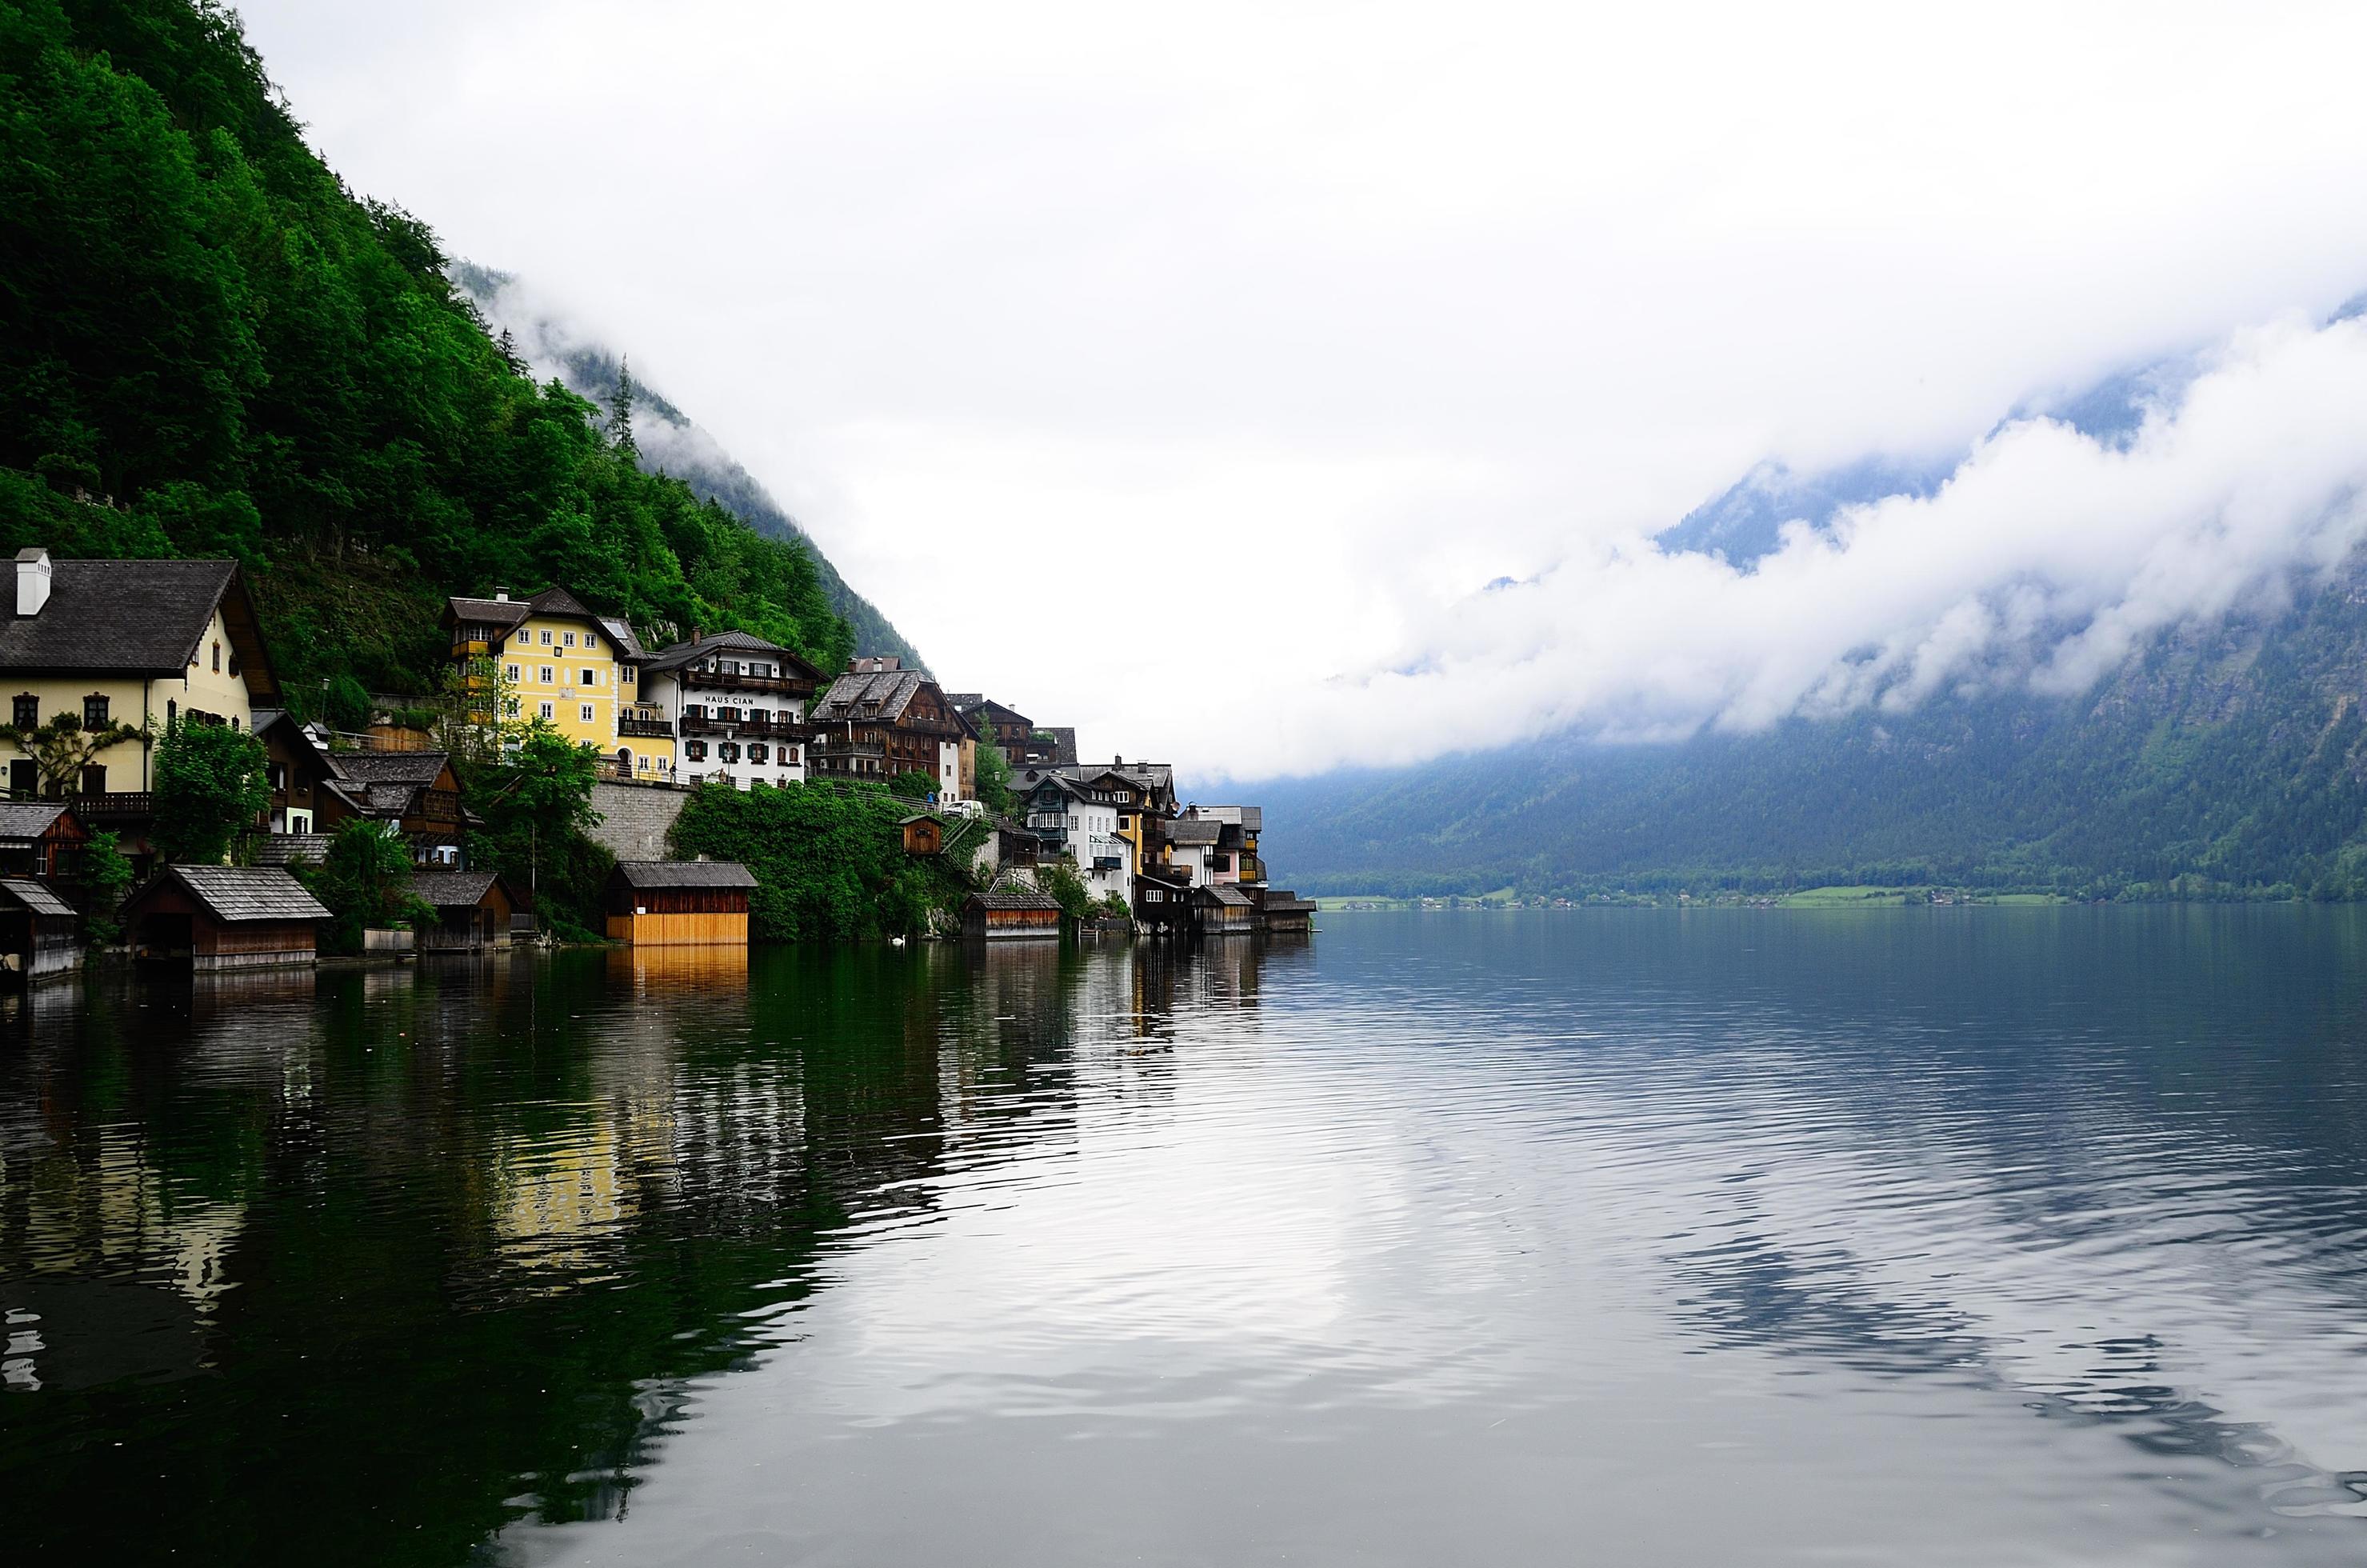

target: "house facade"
[0,550,274,804]
[444,586,625,754]
[635,631,821,790]
[810,664,976,800]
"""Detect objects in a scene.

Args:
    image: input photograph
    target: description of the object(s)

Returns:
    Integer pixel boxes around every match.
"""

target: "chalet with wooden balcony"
[314,750,470,864]
[810,662,977,800]
[635,630,823,790]
[1019,774,1133,905]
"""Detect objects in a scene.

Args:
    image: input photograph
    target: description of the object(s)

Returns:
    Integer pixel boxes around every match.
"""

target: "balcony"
[618,715,674,739]
[682,668,811,696]
[68,791,154,821]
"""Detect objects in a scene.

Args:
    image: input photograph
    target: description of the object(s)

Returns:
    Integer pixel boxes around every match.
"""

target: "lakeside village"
[0,549,1315,977]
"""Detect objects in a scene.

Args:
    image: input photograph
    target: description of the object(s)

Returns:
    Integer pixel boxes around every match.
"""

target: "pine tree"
[495,326,523,377]
[609,358,638,460]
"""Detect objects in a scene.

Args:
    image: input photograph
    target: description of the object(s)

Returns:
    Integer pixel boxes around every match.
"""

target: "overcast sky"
[236,1,2367,779]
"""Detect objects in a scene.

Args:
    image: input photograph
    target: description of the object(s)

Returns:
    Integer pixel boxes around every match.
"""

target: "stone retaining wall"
[589,782,690,862]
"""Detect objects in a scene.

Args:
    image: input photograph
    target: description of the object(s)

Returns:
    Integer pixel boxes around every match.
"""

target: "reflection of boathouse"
[603,860,755,946]
[120,865,330,970]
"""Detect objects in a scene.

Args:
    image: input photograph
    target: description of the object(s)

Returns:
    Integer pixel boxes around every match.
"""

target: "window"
[538,702,554,720]
[10,694,33,728]
[579,667,596,686]
[719,742,740,763]
[82,694,109,727]
[79,764,105,795]
[540,630,553,645]
[166,700,176,729]
[1068,814,1079,831]
[503,698,521,717]
[539,667,554,684]
[210,641,221,673]
[750,743,768,764]
[563,631,576,647]
[621,666,634,685]
[506,664,521,682]
[267,762,286,791]
[686,741,706,761]
[515,630,532,646]
[579,703,594,723]
[586,633,598,652]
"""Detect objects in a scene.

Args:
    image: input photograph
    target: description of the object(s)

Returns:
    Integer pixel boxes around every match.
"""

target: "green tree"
[459,723,608,936]
[1035,858,1093,921]
[888,769,938,801]
[71,827,134,948]
[299,819,429,953]
[0,712,147,798]
[670,779,965,942]
[973,741,1015,814]
[153,718,267,863]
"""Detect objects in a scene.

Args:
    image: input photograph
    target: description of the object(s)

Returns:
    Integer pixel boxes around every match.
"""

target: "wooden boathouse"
[120,865,330,970]
[0,878,80,980]
[962,874,1062,941]
[604,859,755,946]
[409,870,523,952]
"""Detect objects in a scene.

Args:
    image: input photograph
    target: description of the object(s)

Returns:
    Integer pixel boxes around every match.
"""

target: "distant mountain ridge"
[450,262,926,670]
[1257,330,2367,900]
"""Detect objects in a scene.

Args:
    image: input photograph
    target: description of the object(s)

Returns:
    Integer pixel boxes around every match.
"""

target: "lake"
[6,908,2367,1565]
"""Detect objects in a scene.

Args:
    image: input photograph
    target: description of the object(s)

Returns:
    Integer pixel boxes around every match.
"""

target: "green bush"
[670,780,966,942]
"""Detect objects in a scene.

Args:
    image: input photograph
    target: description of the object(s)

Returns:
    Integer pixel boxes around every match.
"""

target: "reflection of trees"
[0,936,1273,1566]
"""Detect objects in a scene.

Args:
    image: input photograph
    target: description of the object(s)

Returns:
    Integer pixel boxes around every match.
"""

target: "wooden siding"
[605,910,750,946]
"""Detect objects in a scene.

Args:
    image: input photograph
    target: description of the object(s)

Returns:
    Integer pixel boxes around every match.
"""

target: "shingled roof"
[639,630,821,679]
[0,557,276,694]
[330,750,450,786]
[970,874,1062,912]
[410,870,511,909]
[1163,818,1221,846]
[0,801,73,841]
[128,865,331,923]
[610,859,758,890]
[812,669,927,723]
[0,878,76,918]
[445,586,601,633]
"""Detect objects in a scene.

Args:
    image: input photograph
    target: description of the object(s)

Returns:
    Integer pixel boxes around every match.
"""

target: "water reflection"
[4,913,2367,1565]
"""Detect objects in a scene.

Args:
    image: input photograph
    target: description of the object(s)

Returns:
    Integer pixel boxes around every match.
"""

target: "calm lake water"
[8,909,2367,1564]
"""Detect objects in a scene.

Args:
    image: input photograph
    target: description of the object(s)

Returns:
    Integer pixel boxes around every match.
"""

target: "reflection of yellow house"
[0,550,276,802]
[442,586,655,765]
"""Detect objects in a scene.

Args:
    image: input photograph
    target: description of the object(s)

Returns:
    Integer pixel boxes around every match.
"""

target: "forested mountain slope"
[449,264,926,669]
[0,0,858,722]
[1257,545,2367,901]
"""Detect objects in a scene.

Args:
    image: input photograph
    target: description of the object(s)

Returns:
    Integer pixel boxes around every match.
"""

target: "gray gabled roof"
[0,801,73,841]
[1164,818,1221,846]
[130,865,331,923]
[610,858,758,890]
[330,750,450,786]
[638,630,822,682]
[812,669,927,723]
[970,874,1061,912]
[409,870,510,909]
[0,558,243,678]
[1198,884,1255,908]
[0,878,75,917]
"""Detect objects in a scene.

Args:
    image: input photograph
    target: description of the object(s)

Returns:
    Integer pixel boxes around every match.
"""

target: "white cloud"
[231,0,2367,778]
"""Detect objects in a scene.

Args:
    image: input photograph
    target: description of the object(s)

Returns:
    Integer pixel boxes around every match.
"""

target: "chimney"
[15,548,51,617]
[494,586,509,602]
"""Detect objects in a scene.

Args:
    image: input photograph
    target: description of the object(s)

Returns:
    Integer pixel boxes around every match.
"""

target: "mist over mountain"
[1248,322,2367,899]
[450,262,924,670]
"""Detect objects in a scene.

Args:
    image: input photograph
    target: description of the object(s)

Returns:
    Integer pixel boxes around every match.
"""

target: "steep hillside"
[0,0,855,719]
[450,264,926,669]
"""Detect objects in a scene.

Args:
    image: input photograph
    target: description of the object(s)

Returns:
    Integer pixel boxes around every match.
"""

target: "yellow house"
[0,549,277,808]
[443,586,674,777]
